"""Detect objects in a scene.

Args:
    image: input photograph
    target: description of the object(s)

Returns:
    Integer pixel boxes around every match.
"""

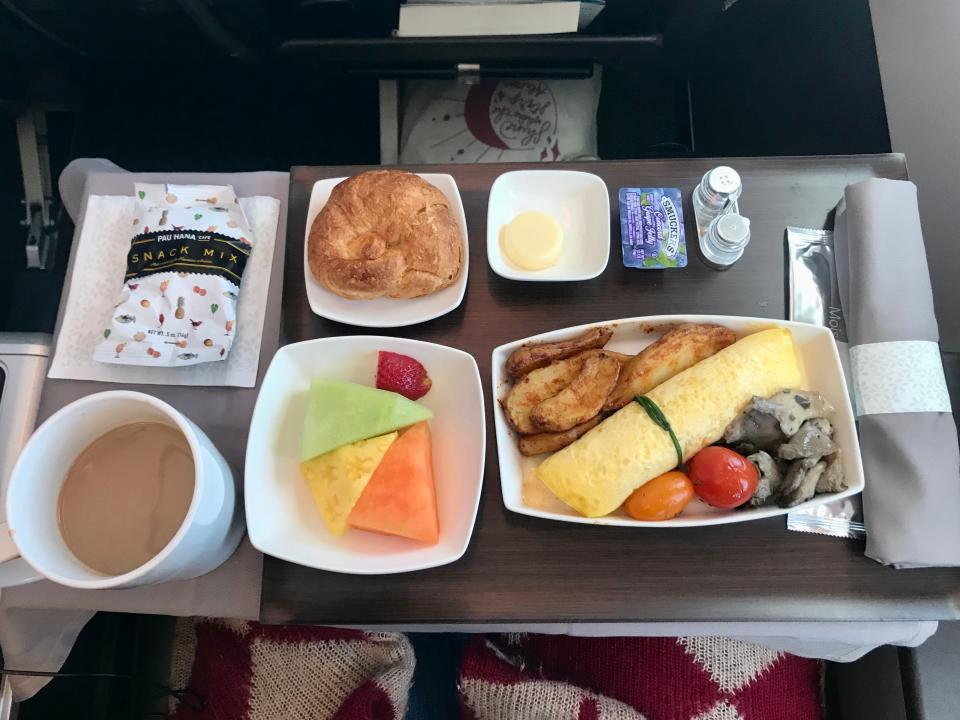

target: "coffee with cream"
[57,422,194,575]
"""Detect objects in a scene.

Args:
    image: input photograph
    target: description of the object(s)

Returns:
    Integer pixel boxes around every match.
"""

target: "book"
[397,1,603,38]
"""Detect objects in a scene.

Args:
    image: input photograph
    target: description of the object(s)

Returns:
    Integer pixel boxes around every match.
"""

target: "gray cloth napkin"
[834,178,960,567]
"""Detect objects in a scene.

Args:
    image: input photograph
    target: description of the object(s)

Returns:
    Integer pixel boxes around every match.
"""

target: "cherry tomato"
[688,446,758,508]
[623,471,695,521]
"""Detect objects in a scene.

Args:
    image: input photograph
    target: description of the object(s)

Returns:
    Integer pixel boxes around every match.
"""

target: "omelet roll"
[535,328,802,517]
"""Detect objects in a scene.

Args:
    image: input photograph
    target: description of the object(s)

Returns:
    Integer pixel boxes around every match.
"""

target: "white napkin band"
[849,340,952,417]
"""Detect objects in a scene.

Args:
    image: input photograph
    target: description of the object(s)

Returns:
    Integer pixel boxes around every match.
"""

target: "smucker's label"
[94,183,253,368]
[660,196,681,258]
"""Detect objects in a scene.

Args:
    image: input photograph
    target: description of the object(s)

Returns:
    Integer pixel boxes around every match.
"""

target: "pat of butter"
[501,211,563,271]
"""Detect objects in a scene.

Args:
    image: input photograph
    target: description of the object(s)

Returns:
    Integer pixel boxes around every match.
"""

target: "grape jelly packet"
[94,183,253,367]
[618,187,686,269]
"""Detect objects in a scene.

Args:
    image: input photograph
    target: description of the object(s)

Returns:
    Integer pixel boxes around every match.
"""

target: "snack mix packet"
[94,183,252,367]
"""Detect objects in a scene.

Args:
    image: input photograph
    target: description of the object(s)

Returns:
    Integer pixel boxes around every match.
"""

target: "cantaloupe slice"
[300,432,397,536]
[301,379,432,461]
[347,422,439,544]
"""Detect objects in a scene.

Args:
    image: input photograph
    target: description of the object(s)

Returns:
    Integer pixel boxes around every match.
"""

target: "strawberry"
[376,351,432,400]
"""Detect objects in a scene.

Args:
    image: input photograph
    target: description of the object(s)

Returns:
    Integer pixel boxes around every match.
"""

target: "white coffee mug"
[6,391,244,589]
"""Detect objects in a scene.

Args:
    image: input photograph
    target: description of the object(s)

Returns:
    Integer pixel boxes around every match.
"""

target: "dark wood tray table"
[262,155,960,626]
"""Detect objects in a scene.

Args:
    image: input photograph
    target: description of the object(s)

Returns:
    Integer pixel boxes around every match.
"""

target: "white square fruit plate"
[487,169,610,281]
[302,174,469,327]
[491,315,864,527]
[245,336,485,573]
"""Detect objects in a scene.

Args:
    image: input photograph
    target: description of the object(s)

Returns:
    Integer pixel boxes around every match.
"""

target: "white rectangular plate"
[491,315,865,527]
[302,174,469,328]
[246,336,485,573]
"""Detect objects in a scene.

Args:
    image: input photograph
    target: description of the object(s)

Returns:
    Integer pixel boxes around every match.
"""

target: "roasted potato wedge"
[530,352,620,432]
[603,323,737,411]
[505,326,613,379]
[518,415,603,456]
[502,350,600,434]
[604,350,634,366]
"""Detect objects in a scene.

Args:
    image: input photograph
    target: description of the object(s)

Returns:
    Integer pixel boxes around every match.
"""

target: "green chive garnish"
[635,395,683,468]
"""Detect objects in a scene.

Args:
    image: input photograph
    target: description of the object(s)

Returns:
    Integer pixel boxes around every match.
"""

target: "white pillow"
[399,73,600,164]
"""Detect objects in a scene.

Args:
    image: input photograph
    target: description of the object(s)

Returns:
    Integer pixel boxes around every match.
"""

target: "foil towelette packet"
[785,226,865,539]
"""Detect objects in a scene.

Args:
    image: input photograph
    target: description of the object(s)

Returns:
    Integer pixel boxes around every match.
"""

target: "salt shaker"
[692,165,742,236]
[700,213,751,270]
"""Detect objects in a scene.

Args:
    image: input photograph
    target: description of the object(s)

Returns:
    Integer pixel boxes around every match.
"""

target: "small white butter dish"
[486,170,610,281]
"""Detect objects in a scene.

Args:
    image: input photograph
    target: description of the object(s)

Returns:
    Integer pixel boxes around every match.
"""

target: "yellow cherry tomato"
[623,471,695,521]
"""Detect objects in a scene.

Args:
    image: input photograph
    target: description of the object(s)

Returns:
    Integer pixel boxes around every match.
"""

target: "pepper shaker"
[700,213,751,270]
